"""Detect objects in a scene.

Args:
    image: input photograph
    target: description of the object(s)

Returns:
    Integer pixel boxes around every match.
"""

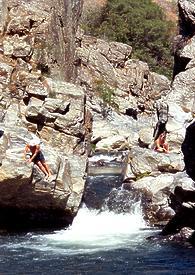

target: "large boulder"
[0,125,87,230]
[123,171,194,226]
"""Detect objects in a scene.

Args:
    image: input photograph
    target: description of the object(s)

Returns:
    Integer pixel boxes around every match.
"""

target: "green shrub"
[82,0,177,79]
[135,171,151,181]
[94,79,118,109]
[91,143,96,153]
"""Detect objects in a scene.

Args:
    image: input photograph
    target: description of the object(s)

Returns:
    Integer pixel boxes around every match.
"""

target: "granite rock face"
[76,32,170,115]
[3,0,83,82]
[0,0,91,231]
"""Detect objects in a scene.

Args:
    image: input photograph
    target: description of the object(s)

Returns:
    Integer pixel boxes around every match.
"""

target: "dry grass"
[83,0,177,22]
[81,0,107,29]
[83,0,107,8]
[152,0,178,22]
[82,0,107,15]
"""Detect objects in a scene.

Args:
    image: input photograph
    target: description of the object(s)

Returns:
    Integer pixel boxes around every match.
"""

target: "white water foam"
[89,152,126,163]
[0,205,150,255]
[40,204,148,254]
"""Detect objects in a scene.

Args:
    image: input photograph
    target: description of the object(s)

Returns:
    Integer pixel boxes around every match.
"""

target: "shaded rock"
[148,227,193,246]
[178,0,195,36]
[161,187,195,237]
[181,120,195,181]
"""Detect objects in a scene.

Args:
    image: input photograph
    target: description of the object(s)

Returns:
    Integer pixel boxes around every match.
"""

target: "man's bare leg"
[42,161,52,177]
[36,161,48,177]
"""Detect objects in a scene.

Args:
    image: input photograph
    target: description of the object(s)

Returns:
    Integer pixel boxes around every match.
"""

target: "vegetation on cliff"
[81,0,177,78]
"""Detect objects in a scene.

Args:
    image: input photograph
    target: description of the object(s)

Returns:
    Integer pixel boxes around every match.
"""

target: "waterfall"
[37,153,148,254]
[41,204,146,253]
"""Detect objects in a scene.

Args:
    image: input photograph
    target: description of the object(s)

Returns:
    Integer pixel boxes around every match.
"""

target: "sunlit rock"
[26,82,48,98]
[180,36,195,60]
[95,135,129,152]
[0,62,14,85]
[25,97,44,121]
[138,127,154,148]
[129,147,184,177]
[3,35,33,58]
[167,68,195,112]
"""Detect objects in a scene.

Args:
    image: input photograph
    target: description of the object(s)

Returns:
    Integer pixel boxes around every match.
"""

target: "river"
[0,155,195,274]
[0,206,194,274]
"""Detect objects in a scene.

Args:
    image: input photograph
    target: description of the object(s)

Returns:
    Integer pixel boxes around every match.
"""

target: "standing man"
[153,100,169,141]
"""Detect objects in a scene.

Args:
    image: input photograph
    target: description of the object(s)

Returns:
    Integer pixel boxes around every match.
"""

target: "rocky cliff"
[2,0,83,82]
[0,0,91,231]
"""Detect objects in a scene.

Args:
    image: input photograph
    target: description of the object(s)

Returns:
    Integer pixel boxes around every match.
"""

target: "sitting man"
[24,137,51,179]
[154,131,169,153]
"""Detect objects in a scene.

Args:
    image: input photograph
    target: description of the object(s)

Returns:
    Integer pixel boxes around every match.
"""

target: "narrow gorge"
[0,0,195,247]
